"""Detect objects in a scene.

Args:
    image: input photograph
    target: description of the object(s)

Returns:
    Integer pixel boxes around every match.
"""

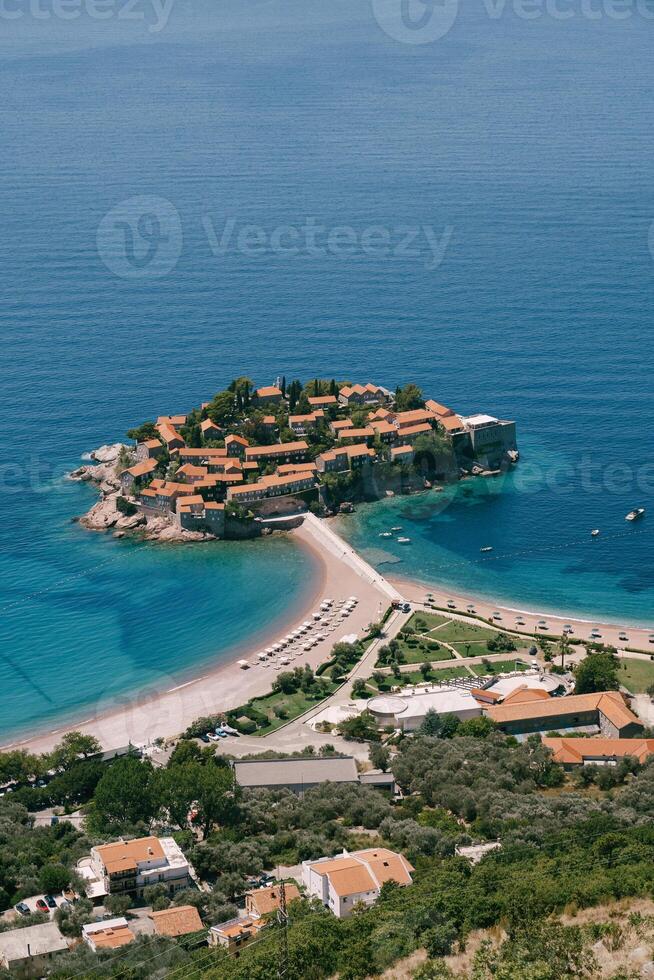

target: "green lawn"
[240,682,338,736]
[618,658,654,694]
[356,665,471,698]
[470,658,529,677]
[391,637,456,666]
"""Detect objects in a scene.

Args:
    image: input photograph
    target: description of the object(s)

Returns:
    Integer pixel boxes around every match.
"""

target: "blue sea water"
[1,0,653,740]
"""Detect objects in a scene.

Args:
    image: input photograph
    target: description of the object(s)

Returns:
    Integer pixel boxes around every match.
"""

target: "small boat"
[480,546,493,553]
[397,536,411,544]
[379,532,393,538]
[591,529,600,537]
[626,508,645,522]
[391,526,403,532]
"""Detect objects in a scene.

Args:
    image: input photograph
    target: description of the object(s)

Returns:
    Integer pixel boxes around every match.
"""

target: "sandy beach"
[391,574,654,653]
[5,512,653,757]
[2,517,394,755]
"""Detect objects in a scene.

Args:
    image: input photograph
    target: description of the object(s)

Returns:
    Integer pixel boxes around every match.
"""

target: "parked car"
[206,733,220,742]
[44,895,57,909]
[15,902,30,916]
[198,734,210,743]
[50,816,59,826]
[36,899,49,913]
[58,899,71,910]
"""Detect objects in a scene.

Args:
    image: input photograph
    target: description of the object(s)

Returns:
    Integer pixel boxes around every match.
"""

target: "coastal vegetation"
[5,724,654,978]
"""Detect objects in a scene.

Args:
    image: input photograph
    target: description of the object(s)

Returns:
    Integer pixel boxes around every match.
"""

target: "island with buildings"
[72,376,518,542]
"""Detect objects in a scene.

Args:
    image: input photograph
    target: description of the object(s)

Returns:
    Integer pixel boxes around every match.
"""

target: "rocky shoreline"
[70,445,215,543]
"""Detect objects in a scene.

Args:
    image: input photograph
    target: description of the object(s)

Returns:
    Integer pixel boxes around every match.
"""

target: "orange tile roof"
[177,464,209,479]
[262,415,276,424]
[471,687,503,703]
[395,409,434,426]
[425,399,454,418]
[486,691,641,731]
[255,386,283,398]
[308,395,337,406]
[97,837,164,872]
[157,423,184,445]
[151,905,203,937]
[391,445,413,457]
[331,419,355,430]
[398,422,433,437]
[124,458,158,478]
[246,883,301,917]
[90,924,135,949]
[142,438,162,449]
[438,415,465,433]
[329,864,376,897]
[259,473,315,490]
[226,434,249,447]
[204,501,225,510]
[369,420,397,435]
[245,441,308,458]
[307,848,413,898]
[345,444,375,459]
[501,686,551,705]
[543,737,654,765]
[201,419,221,432]
[338,427,374,440]
[276,462,318,475]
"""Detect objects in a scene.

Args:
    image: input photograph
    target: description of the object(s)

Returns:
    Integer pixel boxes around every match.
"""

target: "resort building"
[369,419,398,442]
[390,445,414,464]
[484,691,642,738]
[0,923,69,977]
[225,434,249,457]
[425,399,455,418]
[258,472,316,496]
[157,414,187,427]
[245,883,302,919]
[175,447,227,464]
[233,756,359,794]
[394,409,436,429]
[120,457,158,493]
[78,836,191,901]
[253,385,283,405]
[200,418,222,440]
[461,414,517,463]
[289,410,325,434]
[338,383,388,407]
[244,441,309,464]
[176,499,225,535]
[209,916,266,954]
[316,444,376,474]
[542,737,654,768]
[261,415,277,430]
[226,483,269,504]
[136,438,164,461]
[337,426,375,444]
[302,848,413,918]
[308,394,338,409]
[395,422,433,445]
[330,418,355,435]
[367,688,482,733]
[150,905,204,938]
[276,461,318,477]
[156,423,185,451]
[82,919,135,952]
[436,414,466,437]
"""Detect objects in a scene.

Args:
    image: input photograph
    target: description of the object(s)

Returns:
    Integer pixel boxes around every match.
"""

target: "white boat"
[391,527,402,532]
[591,529,600,537]
[626,508,645,522]
[480,546,493,553]
[397,537,411,544]
[379,532,392,538]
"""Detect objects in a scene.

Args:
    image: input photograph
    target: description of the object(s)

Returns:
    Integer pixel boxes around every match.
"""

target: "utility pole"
[277,880,290,979]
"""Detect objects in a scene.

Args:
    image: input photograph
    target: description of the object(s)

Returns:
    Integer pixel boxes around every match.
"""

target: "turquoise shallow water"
[1,1,653,739]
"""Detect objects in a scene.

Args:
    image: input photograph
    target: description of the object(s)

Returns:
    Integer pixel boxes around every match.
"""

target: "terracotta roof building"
[82,919,135,952]
[543,736,654,767]
[245,883,301,918]
[150,905,204,937]
[484,691,643,738]
[302,848,413,918]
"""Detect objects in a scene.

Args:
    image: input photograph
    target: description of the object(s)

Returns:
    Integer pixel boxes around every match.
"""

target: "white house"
[302,848,413,918]
[78,836,191,900]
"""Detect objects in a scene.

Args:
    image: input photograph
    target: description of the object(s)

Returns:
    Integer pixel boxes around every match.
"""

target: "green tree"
[395,383,425,412]
[208,390,236,425]
[194,764,238,838]
[126,421,158,442]
[369,743,391,772]
[104,894,132,917]
[39,863,71,895]
[574,651,619,694]
[420,662,432,680]
[49,732,101,772]
[88,756,157,832]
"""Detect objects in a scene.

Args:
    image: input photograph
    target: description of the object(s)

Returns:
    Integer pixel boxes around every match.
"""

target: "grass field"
[356,665,471,698]
[618,658,654,694]
[245,681,339,736]
[405,611,519,660]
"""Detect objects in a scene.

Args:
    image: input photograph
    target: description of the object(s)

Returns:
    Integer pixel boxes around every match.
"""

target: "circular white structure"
[368,695,407,728]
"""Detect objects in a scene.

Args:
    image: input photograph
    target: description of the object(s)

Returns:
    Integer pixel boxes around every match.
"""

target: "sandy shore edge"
[1,521,391,755]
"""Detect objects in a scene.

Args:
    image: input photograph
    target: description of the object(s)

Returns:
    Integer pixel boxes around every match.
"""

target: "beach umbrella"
[466,604,475,612]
